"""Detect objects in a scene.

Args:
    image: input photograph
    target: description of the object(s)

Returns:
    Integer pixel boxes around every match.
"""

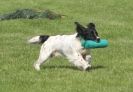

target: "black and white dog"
[28,22,100,71]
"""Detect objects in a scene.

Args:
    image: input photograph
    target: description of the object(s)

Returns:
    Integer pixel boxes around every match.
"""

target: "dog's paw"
[34,64,40,71]
[84,64,91,71]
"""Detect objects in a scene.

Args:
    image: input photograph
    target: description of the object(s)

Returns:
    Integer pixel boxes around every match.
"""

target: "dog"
[28,22,100,71]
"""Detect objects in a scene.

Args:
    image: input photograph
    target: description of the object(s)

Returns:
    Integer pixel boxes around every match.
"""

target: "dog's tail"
[28,35,49,44]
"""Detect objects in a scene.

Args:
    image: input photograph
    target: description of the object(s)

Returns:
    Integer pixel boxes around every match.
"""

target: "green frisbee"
[81,39,109,49]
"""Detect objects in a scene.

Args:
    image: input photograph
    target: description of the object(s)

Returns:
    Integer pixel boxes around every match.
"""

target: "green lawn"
[0,0,133,92]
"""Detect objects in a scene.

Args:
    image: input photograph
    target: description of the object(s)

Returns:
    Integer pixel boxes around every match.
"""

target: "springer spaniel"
[28,22,100,71]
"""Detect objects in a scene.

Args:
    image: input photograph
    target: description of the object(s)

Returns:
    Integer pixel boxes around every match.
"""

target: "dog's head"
[75,22,100,42]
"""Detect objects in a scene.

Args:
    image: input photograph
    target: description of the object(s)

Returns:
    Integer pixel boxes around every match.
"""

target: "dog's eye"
[90,31,94,34]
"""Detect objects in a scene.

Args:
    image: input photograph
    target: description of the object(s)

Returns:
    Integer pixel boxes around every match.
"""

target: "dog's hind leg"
[34,45,53,71]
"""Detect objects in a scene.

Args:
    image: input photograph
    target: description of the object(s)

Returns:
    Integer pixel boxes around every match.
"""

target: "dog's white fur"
[28,33,92,71]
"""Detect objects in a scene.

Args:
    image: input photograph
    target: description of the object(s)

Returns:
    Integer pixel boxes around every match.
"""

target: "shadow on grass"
[42,65,105,71]
[42,65,78,70]
[88,65,105,72]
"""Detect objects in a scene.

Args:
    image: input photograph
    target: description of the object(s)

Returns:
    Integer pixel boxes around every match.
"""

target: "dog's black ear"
[74,22,86,32]
[87,22,97,33]
[75,22,85,28]
[87,23,95,29]
[74,22,81,25]
[75,22,86,37]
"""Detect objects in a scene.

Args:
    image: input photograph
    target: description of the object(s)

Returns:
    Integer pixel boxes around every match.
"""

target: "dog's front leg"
[83,54,92,64]
[81,49,91,65]
[65,50,91,71]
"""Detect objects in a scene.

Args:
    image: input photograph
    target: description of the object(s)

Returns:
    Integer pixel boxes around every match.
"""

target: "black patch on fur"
[86,23,99,41]
[39,35,49,43]
[75,22,86,37]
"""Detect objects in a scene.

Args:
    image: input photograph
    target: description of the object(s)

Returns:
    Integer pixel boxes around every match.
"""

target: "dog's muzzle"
[96,37,100,42]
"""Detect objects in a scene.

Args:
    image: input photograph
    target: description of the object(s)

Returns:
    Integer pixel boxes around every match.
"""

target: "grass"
[0,0,133,92]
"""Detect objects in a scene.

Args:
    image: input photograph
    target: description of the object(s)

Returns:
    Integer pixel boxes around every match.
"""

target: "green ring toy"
[81,39,109,49]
